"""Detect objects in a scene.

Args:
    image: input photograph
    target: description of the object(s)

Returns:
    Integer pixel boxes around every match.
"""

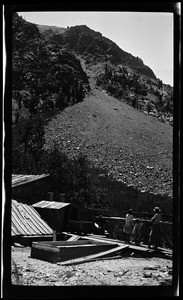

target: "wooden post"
[48,192,54,201]
[60,193,66,202]
[53,230,57,241]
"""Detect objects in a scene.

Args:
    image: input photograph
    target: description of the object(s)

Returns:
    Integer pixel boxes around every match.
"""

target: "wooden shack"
[12,174,60,205]
[32,200,71,234]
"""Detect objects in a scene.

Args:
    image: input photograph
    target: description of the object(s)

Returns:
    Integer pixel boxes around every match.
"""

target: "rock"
[146,166,154,169]
[143,272,152,278]
[143,266,159,270]
[25,268,32,272]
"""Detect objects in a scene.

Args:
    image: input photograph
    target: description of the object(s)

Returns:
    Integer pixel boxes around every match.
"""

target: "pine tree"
[146,101,152,115]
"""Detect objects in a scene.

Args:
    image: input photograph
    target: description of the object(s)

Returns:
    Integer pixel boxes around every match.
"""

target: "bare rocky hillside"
[44,61,173,198]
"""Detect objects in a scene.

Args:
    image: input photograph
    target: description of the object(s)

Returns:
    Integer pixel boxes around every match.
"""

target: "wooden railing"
[80,207,172,222]
[69,206,173,248]
[94,216,173,249]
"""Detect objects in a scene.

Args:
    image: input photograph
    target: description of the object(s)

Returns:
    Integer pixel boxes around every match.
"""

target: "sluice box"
[31,240,118,263]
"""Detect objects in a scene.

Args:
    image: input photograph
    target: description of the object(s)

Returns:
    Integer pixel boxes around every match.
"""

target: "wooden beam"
[101,216,172,225]
[58,245,129,266]
[81,235,122,246]
[67,235,80,241]
[82,235,154,253]
[64,233,172,256]
[31,243,60,253]
[53,230,56,241]
[89,255,122,262]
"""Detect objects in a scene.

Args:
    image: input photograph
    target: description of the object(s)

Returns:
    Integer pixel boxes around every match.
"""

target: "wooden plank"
[101,216,172,225]
[40,240,108,246]
[88,235,172,254]
[58,245,129,266]
[90,255,122,262]
[83,235,154,253]
[138,243,172,253]
[39,240,94,246]
[67,235,80,241]
[32,243,60,253]
[64,233,171,256]
[81,235,122,246]
[158,247,172,254]
[89,234,125,244]
[128,244,153,252]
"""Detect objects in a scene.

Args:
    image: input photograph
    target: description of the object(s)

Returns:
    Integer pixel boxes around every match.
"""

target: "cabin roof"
[12,174,50,188]
[32,200,71,210]
[12,199,53,236]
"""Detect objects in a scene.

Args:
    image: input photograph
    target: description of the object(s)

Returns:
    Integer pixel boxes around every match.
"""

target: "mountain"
[38,24,67,35]
[39,24,156,79]
[12,13,90,123]
[13,13,173,125]
[44,63,173,199]
[12,13,173,209]
[39,23,173,125]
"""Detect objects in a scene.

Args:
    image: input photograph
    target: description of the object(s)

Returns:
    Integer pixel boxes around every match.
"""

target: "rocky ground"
[44,60,173,197]
[11,245,172,286]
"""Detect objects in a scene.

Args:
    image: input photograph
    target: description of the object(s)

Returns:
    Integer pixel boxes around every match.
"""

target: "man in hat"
[148,207,161,249]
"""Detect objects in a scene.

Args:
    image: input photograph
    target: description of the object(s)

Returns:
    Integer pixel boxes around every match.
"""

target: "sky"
[18,11,173,86]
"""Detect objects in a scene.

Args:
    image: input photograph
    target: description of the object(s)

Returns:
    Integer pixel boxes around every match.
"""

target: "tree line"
[12,13,90,125]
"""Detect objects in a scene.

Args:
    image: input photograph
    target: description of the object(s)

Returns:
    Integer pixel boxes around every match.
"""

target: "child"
[132,218,142,245]
[123,209,134,244]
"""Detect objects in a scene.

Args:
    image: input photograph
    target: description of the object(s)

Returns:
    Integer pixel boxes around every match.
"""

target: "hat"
[153,206,161,212]
[128,209,133,214]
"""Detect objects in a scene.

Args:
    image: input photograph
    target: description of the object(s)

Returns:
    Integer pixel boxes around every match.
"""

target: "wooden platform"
[31,240,119,263]
[30,233,172,265]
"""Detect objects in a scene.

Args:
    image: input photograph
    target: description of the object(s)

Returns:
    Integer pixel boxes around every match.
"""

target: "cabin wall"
[12,176,60,204]
[34,206,71,233]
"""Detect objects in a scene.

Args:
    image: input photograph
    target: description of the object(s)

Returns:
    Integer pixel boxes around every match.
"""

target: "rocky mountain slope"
[12,13,173,201]
[39,24,156,79]
[13,13,173,125]
[44,61,173,198]
[39,23,173,126]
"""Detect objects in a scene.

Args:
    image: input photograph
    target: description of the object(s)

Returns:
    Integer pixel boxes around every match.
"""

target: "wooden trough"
[31,240,119,263]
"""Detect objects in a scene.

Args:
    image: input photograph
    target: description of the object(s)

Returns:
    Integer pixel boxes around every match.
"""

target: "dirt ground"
[11,245,172,286]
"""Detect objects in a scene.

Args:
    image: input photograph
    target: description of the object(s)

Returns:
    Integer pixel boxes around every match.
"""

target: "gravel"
[12,246,172,286]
